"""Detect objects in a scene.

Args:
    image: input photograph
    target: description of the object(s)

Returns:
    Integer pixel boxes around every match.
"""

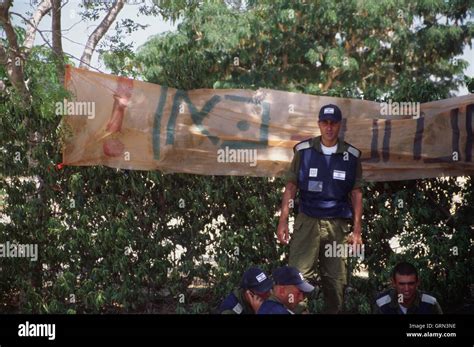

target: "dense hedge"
[1,11,473,313]
[1,130,472,313]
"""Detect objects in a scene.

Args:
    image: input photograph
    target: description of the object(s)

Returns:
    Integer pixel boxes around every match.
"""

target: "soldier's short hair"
[392,261,418,280]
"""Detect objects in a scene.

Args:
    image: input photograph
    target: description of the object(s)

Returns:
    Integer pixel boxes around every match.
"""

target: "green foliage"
[361,178,474,311]
[137,0,474,100]
[466,75,474,93]
[1,0,473,314]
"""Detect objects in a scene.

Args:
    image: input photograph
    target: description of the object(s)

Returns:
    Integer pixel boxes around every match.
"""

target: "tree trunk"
[80,0,125,69]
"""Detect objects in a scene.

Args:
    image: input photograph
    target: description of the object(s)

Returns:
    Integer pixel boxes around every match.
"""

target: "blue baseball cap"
[272,266,315,293]
[319,104,342,122]
[240,267,274,293]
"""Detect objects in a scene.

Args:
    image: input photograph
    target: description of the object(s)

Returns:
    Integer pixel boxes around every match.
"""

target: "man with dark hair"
[374,261,443,314]
[392,261,419,279]
[277,104,363,314]
[219,266,273,314]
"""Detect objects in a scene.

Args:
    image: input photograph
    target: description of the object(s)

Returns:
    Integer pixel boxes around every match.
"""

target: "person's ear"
[391,277,396,287]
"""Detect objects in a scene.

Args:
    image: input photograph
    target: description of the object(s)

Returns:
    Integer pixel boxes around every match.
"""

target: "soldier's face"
[392,274,419,303]
[251,290,271,300]
[281,285,304,310]
[318,120,341,144]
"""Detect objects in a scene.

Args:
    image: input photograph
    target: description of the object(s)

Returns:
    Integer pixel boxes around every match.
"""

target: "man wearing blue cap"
[258,266,314,314]
[219,267,273,314]
[276,104,363,314]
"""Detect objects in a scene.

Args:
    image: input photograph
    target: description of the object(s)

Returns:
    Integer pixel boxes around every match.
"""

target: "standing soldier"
[277,104,363,314]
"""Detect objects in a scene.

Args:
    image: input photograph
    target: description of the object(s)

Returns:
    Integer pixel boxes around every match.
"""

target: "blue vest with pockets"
[296,139,358,219]
[375,291,437,314]
[257,300,292,314]
[219,292,244,314]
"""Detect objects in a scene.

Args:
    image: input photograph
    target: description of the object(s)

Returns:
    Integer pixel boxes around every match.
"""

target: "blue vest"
[375,290,438,314]
[219,292,244,314]
[297,139,358,219]
[257,300,292,314]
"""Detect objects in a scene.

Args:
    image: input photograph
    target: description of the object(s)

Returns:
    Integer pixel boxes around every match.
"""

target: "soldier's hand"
[347,225,363,249]
[245,290,264,314]
[277,220,289,244]
[351,232,363,248]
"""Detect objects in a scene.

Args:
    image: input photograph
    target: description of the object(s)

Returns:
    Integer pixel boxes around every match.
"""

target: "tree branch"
[52,0,65,84]
[322,68,341,92]
[0,43,7,65]
[80,0,125,69]
[0,0,12,18]
[23,0,52,51]
[10,13,106,74]
[0,0,30,103]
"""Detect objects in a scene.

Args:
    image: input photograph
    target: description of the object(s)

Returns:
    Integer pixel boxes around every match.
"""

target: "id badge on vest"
[308,181,323,192]
[333,170,346,180]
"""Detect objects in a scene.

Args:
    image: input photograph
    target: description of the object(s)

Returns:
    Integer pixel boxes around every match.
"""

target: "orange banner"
[62,66,474,181]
